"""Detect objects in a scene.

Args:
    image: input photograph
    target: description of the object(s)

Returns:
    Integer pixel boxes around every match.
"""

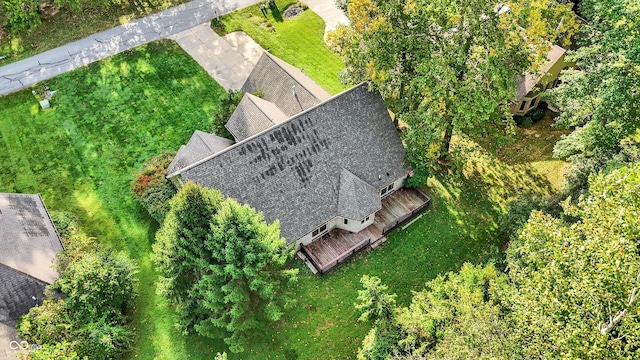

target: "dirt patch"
[283,6,303,20]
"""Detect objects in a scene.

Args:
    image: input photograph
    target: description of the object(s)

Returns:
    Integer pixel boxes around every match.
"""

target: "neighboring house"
[512,45,572,116]
[0,193,63,359]
[167,52,412,250]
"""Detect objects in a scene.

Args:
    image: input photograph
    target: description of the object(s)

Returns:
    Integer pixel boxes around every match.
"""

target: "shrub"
[132,151,177,223]
[19,252,138,360]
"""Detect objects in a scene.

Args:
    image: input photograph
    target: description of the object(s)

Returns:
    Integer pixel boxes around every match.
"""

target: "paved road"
[0,0,348,97]
[0,0,261,96]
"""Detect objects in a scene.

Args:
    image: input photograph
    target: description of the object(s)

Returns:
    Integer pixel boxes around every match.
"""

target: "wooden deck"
[301,188,430,274]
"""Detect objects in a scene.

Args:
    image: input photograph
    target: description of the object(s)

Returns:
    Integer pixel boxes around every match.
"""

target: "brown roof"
[516,45,566,100]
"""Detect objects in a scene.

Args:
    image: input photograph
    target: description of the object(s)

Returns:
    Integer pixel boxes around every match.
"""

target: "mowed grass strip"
[212,0,347,94]
[0,40,225,359]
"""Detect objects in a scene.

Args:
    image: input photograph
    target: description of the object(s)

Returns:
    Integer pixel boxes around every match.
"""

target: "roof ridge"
[262,52,327,100]
[167,83,370,178]
[245,93,278,126]
[193,130,214,152]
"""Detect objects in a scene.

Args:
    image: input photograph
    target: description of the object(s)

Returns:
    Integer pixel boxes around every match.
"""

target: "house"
[0,193,63,359]
[167,53,429,273]
[512,45,572,116]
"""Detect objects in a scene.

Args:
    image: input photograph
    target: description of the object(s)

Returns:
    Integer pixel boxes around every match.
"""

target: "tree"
[1,0,40,33]
[19,252,138,360]
[152,182,224,328]
[547,0,640,191]
[153,183,298,353]
[355,276,399,360]
[504,164,640,358]
[355,264,516,360]
[329,0,577,172]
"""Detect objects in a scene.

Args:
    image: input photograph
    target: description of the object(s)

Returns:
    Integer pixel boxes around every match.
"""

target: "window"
[320,224,327,232]
[361,219,365,224]
[519,100,528,111]
[532,97,540,109]
[387,184,394,192]
[366,216,370,221]
[344,219,348,225]
[312,229,319,237]
[381,187,387,195]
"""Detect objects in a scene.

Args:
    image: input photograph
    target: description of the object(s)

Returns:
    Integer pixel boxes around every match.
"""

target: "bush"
[19,252,138,360]
[132,151,177,223]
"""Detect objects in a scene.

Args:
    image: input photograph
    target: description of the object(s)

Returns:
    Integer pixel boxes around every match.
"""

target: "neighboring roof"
[241,52,331,117]
[173,83,406,244]
[517,45,567,100]
[0,193,63,284]
[225,93,289,142]
[166,130,234,175]
[0,263,46,327]
[337,169,381,220]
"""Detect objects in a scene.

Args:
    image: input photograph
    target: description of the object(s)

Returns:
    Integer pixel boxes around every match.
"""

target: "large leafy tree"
[153,183,298,353]
[329,0,577,171]
[548,0,640,190]
[19,253,138,360]
[355,264,516,360]
[504,164,640,359]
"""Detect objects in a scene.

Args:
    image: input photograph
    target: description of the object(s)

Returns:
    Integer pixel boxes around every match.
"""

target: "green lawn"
[0,40,564,359]
[212,0,347,94]
[0,0,190,66]
[0,40,226,359]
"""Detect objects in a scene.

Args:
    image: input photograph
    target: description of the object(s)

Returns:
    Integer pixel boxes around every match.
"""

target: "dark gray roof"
[0,263,46,326]
[337,169,381,220]
[171,84,406,244]
[241,52,331,117]
[0,193,62,284]
[166,130,234,175]
[225,93,289,142]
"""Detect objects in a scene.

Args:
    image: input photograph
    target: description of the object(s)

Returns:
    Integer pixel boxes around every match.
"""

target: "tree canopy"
[355,163,640,359]
[18,252,138,360]
[329,0,577,172]
[152,182,298,353]
[547,0,640,190]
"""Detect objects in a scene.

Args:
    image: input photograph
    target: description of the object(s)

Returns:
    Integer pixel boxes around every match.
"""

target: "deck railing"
[317,238,372,275]
[381,190,431,234]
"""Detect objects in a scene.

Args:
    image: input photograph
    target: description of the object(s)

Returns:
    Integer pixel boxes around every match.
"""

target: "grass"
[0,40,226,359]
[0,0,190,66]
[211,0,347,94]
[0,39,567,358]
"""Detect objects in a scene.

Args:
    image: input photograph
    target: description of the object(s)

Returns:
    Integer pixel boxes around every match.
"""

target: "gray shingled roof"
[225,93,289,142]
[516,45,566,101]
[0,263,46,326]
[241,52,331,117]
[0,193,61,359]
[166,130,234,175]
[0,193,63,284]
[171,84,406,244]
[337,169,381,220]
